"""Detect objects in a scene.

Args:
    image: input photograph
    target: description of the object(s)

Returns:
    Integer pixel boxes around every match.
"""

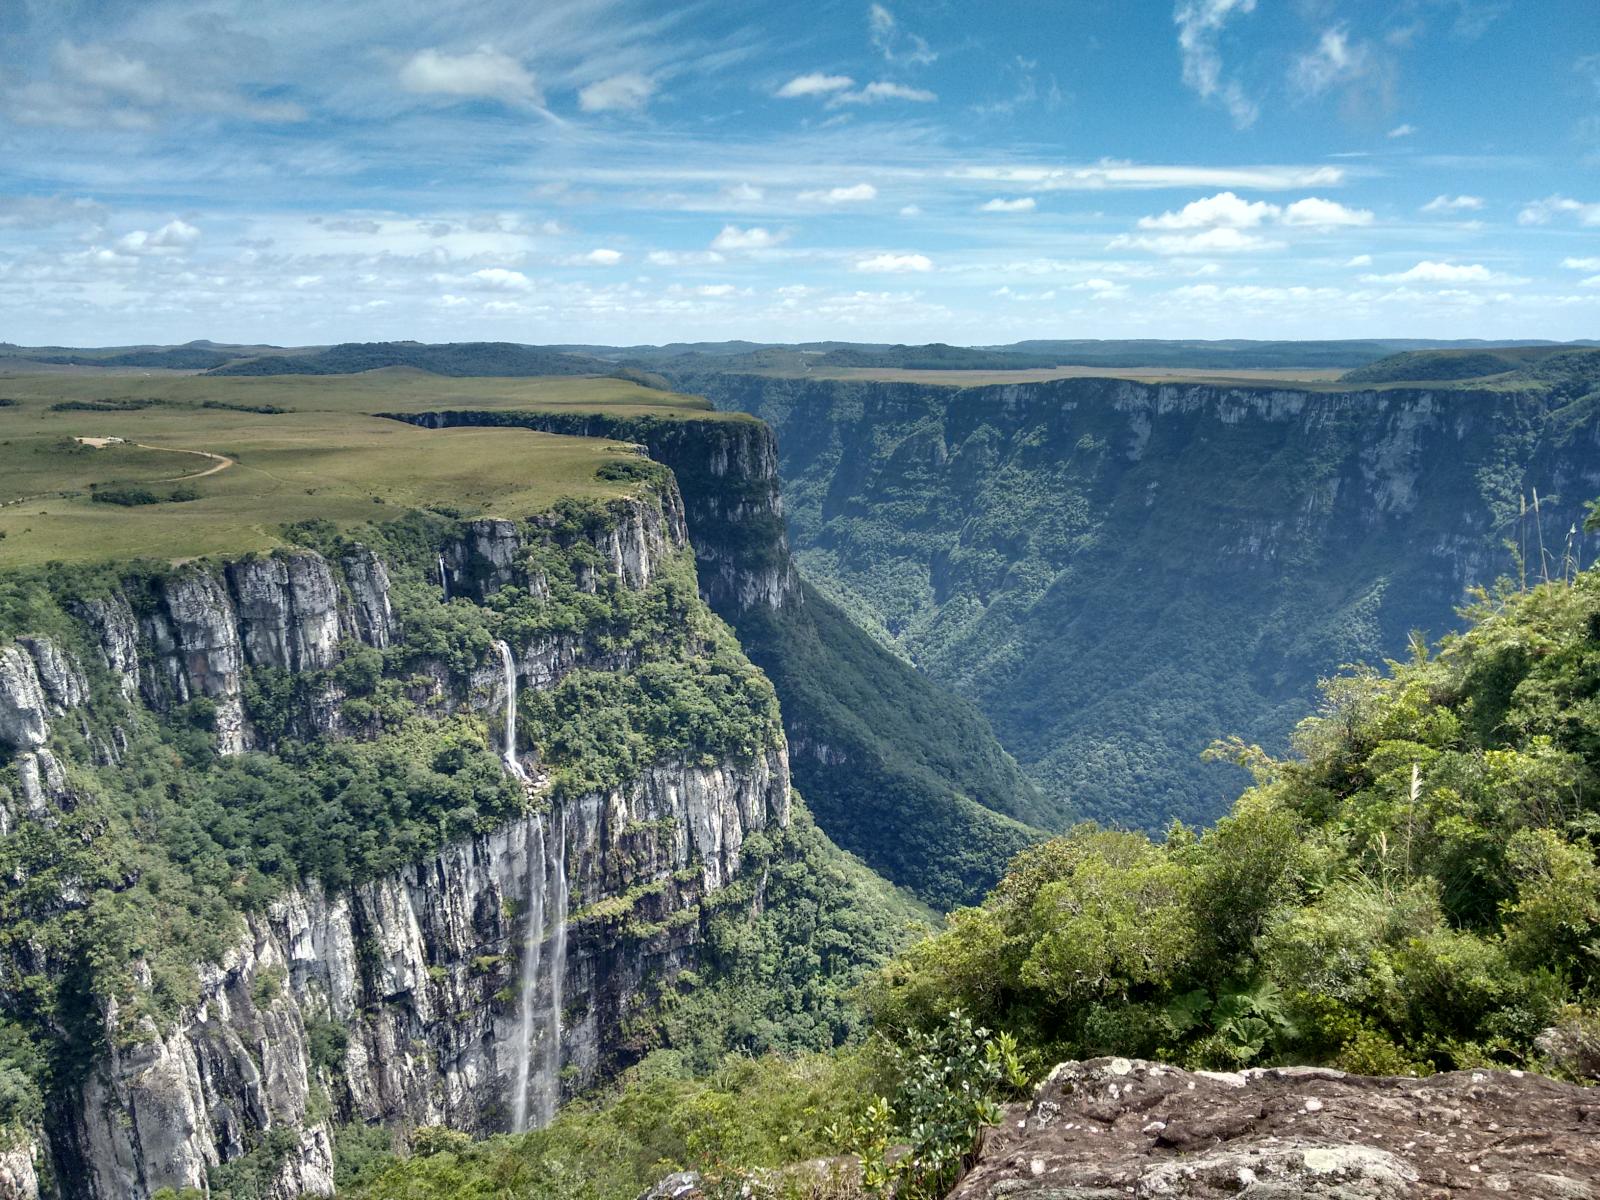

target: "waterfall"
[508,811,570,1133]
[438,555,450,601]
[494,640,526,781]
[508,814,546,1135]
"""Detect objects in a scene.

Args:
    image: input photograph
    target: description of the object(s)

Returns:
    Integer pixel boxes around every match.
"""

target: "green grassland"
[0,371,730,566]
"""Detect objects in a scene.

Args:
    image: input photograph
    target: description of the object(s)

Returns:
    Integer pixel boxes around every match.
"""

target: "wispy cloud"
[798,183,878,204]
[979,197,1036,213]
[776,72,855,98]
[1421,194,1484,213]
[1518,195,1600,226]
[868,4,937,66]
[1291,26,1371,97]
[1173,0,1259,127]
[578,73,655,112]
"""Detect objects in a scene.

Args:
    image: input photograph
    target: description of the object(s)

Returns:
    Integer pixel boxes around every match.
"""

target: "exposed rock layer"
[953,1057,1600,1199]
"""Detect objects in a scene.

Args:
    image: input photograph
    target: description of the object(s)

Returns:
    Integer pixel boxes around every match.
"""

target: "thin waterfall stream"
[497,639,567,1132]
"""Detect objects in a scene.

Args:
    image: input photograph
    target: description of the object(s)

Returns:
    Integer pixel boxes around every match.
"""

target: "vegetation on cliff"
[684,359,1600,834]
[870,559,1600,1077]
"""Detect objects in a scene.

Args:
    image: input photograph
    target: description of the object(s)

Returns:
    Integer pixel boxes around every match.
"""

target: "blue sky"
[0,0,1596,346]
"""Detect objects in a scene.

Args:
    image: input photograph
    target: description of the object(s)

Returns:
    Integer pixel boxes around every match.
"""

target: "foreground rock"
[953,1057,1599,1199]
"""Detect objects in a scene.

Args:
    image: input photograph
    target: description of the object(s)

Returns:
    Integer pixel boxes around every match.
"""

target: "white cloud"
[710,225,784,251]
[899,204,923,217]
[1291,26,1370,97]
[1345,254,1373,267]
[578,73,655,113]
[835,81,937,104]
[954,163,1344,192]
[580,248,623,266]
[1561,257,1600,270]
[1131,192,1369,234]
[1421,194,1484,214]
[1109,227,1281,255]
[468,267,531,291]
[1281,198,1374,227]
[647,249,726,266]
[1173,0,1259,128]
[776,72,854,98]
[1518,195,1600,226]
[980,197,1036,213]
[1362,261,1504,284]
[115,219,201,255]
[723,183,765,203]
[798,183,877,204]
[55,41,167,105]
[1387,123,1417,138]
[869,4,937,65]
[856,252,933,273]
[399,47,540,106]
[1138,191,1278,229]
[696,284,737,297]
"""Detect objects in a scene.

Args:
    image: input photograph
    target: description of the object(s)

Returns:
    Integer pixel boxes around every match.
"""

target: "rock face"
[952,1057,1600,1200]
[60,752,789,1200]
[388,411,798,614]
[10,488,794,1200]
[678,371,1600,829]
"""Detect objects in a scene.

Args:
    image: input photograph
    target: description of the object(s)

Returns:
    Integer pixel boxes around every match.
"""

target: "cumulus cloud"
[115,219,201,255]
[467,267,531,291]
[1173,0,1259,127]
[710,225,785,251]
[1281,197,1374,227]
[1291,26,1371,97]
[1345,254,1373,267]
[1421,194,1484,213]
[979,197,1036,213]
[798,183,877,204]
[1561,257,1600,270]
[1133,192,1370,235]
[775,72,855,98]
[1387,123,1417,138]
[578,73,655,112]
[1361,261,1507,284]
[1518,195,1600,226]
[399,47,541,106]
[647,249,726,266]
[1138,191,1278,229]
[856,252,933,272]
[868,4,937,66]
[1109,227,1281,255]
[580,248,623,265]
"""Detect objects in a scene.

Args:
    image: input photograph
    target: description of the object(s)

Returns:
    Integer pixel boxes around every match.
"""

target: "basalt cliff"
[675,368,1600,830]
[0,471,790,1200]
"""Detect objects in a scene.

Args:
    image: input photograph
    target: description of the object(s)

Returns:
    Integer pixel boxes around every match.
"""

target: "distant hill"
[1341,344,1600,385]
[207,341,604,377]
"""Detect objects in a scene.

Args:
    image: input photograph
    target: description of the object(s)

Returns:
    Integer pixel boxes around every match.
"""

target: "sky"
[0,0,1597,347]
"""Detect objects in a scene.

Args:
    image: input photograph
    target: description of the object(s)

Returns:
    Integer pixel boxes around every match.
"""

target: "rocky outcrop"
[952,1057,1600,1199]
[0,1138,43,1200]
[339,546,395,650]
[385,411,796,614]
[63,749,790,1200]
[0,645,51,751]
[227,553,342,673]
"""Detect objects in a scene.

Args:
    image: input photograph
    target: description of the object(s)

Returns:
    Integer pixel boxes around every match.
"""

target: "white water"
[438,555,450,601]
[508,812,570,1133]
[494,640,526,780]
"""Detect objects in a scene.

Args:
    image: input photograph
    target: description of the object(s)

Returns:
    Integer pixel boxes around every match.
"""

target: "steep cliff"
[385,409,1052,908]
[0,473,794,1200]
[676,368,1600,830]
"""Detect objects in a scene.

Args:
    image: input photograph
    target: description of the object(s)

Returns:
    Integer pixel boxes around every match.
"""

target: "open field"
[0,371,729,567]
